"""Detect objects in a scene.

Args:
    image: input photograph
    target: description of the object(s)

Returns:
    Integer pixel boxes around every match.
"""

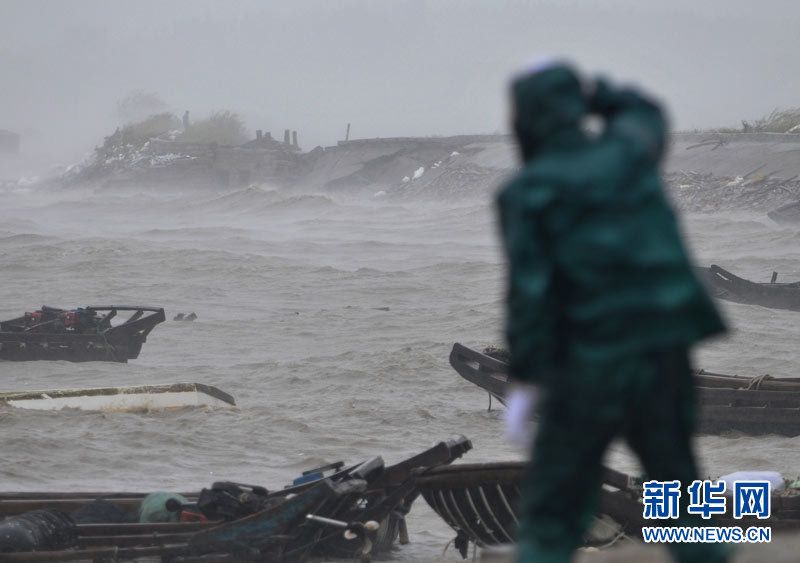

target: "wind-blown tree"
[120,113,180,144]
[180,111,249,145]
[743,108,800,133]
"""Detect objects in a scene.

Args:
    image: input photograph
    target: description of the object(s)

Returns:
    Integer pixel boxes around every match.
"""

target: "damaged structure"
[65,122,306,190]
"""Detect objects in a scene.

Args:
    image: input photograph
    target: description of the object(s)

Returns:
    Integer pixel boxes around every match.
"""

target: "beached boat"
[450,343,800,436]
[419,462,800,556]
[697,265,800,312]
[0,383,235,412]
[0,436,472,562]
[417,462,642,556]
[0,306,165,362]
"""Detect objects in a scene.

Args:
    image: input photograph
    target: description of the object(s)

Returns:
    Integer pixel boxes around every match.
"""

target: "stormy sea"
[1,180,799,560]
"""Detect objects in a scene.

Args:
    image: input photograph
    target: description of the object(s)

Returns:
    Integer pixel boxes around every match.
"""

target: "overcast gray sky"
[2,0,799,164]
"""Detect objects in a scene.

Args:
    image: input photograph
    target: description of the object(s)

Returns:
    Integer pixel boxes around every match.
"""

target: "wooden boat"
[418,462,800,556]
[0,306,165,362]
[0,436,472,562]
[418,462,523,554]
[0,383,236,411]
[278,437,470,560]
[450,343,800,436]
[0,479,354,562]
[697,265,800,312]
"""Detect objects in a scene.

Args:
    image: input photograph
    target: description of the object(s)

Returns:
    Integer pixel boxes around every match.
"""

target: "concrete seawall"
[54,131,800,199]
[296,132,800,200]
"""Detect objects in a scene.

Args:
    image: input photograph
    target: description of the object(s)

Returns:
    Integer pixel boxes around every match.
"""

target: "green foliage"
[180,111,249,145]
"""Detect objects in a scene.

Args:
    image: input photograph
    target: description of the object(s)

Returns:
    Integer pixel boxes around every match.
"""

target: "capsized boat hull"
[0,383,236,412]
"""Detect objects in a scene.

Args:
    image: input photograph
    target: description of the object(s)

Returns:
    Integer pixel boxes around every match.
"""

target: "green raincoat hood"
[511,65,588,161]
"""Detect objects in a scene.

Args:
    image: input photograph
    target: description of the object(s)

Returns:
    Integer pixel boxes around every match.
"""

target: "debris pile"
[60,114,305,189]
[62,115,199,186]
[666,171,800,213]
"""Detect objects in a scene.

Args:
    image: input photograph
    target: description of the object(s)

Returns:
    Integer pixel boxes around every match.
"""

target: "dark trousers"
[517,347,730,563]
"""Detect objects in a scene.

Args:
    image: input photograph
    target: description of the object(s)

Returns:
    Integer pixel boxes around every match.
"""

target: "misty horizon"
[2,0,800,167]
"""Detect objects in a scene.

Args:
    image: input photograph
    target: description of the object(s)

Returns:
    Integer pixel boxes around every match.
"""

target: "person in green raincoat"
[496,61,729,563]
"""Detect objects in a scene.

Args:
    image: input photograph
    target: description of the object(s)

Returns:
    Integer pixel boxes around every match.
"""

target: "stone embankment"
[52,128,800,213]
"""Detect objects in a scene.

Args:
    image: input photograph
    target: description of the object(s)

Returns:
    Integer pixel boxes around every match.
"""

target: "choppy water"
[1,182,799,560]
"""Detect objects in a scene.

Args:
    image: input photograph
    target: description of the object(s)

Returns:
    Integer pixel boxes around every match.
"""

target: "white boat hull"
[0,383,236,412]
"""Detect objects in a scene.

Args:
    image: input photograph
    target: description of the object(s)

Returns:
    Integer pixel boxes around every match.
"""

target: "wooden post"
[771,271,778,284]
[345,123,351,141]
[284,129,290,145]
[398,516,409,545]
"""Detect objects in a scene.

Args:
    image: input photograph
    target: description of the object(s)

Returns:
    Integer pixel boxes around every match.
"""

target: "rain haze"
[2,1,800,561]
[2,0,800,168]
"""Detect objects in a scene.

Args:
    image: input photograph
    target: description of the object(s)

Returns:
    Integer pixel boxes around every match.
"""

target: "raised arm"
[589,78,668,166]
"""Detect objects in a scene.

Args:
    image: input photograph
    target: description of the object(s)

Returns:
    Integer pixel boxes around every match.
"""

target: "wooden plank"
[698,387,800,407]
[0,498,142,516]
[371,435,472,488]
[78,532,195,547]
[78,521,212,535]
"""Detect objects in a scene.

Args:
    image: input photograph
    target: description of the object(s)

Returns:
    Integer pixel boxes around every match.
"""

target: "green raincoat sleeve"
[590,78,667,168]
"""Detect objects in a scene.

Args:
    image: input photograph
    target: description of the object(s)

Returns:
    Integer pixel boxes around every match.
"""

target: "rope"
[442,537,453,556]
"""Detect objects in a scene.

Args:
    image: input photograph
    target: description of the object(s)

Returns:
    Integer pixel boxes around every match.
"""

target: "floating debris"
[173,312,197,321]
